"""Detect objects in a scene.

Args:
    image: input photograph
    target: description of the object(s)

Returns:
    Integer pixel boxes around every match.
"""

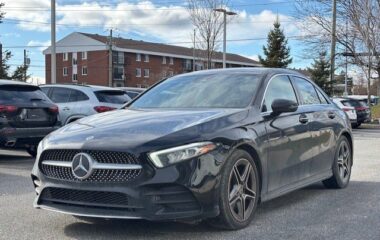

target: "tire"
[323,136,352,189]
[26,146,37,158]
[208,150,260,230]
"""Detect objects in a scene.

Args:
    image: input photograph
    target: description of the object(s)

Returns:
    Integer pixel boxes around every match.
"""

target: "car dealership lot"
[1,128,380,240]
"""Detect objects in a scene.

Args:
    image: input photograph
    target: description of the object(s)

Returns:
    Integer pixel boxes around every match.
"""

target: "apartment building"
[43,32,260,87]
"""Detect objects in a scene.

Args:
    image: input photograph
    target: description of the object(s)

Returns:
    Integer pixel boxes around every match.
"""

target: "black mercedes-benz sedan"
[31,68,353,230]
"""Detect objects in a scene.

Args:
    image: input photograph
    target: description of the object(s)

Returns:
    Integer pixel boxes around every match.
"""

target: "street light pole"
[213,9,237,69]
[51,0,56,84]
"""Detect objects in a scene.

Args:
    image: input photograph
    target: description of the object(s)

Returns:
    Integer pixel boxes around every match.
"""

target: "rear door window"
[316,89,329,104]
[68,89,89,102]
[95,91,130,104]
[50,87,71,103]
[0,85,49,103]
[293,77,321,105]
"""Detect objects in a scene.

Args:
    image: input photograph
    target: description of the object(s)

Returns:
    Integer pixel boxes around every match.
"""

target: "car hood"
[43,108,249,154]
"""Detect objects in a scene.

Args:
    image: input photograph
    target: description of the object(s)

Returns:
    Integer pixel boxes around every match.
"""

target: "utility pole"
[330,0,337,95]
[23,49,27,82]
[344,19,348,96]
[51,0,56,84]
[193,29,196,72]
[214,8,237,69]
[108,29,113,87]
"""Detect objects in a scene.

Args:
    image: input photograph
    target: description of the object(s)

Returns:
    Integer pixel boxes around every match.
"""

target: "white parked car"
[332,98,357,125]
[40,84,131,125]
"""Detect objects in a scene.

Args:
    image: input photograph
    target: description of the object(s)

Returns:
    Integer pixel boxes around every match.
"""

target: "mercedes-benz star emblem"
[71,153,94,180]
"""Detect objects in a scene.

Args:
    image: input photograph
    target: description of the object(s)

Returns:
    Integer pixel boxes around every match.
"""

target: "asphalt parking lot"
[1,127,380,240]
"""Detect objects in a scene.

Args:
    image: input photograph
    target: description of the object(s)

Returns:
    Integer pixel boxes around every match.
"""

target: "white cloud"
[2,0,302,48]
[27,40,51,51]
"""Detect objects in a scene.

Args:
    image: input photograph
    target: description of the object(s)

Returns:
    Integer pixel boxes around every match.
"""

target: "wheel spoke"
[241,164,251,184]
[337,157,344,166]
[244,186,256,200]
[229,185,240,203]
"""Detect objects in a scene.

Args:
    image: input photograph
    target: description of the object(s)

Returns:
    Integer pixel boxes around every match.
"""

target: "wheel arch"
[340,131,354,165]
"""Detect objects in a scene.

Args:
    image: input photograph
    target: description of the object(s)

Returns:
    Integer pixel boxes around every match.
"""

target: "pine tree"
[12,65,30,82]
[0,51,12,79]
[308,51,332,95]
[259,18,292,68]
[0,3,12,79]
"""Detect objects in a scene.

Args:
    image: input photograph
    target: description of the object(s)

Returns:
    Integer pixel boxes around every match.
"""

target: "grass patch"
[371,104,380,119]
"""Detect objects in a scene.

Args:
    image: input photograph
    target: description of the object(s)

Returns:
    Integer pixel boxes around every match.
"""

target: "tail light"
[94,106,116,113]
[48,105,59,114]
[342,107,352,112]
[355,106,367,111]
[0,105,18,113]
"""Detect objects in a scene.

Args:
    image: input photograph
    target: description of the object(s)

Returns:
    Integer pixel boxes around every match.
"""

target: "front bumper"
[31,152,225,221]
[0,126,60,148]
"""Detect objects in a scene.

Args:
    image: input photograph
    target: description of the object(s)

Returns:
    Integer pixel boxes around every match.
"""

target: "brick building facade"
[44,32,260,87]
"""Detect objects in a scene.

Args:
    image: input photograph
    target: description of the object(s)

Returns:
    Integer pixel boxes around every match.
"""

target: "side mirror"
[271,99,298,115]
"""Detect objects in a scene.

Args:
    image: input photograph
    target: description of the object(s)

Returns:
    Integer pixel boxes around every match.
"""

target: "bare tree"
[186,0,230,69]
[295,0,380,102]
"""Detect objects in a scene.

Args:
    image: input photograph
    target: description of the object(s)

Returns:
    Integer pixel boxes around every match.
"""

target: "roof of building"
[79,32,260,66]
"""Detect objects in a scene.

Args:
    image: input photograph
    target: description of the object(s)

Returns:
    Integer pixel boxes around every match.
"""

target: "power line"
[2,1,300,12]
[1,17,299,28]
[1,34,320,49]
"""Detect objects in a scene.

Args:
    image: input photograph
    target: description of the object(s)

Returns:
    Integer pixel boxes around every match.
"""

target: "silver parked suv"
[40,84,131,125]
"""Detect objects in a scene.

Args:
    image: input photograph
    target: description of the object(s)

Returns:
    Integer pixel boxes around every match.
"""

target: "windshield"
[0,85,49,103]
[130,73,261,109]
[95,91,131,104]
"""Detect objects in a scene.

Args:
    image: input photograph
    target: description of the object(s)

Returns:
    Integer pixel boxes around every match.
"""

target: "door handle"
[62,107,70,111]
[328,111,336,119]
[299,114,309,124]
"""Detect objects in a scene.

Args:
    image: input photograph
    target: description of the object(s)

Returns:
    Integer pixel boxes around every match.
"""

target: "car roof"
[0,79,38,87]
[40,84,124,92]
[177,67,308,79]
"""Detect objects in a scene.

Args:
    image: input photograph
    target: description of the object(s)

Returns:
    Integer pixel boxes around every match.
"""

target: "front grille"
[40,187,131,209]
[39,150,142,183]
[40,149,139,164]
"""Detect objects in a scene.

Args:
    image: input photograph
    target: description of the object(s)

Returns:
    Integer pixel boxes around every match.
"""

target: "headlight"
[148,142,217,168]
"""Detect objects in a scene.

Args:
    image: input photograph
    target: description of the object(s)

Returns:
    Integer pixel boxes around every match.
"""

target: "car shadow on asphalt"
[62,182,345,239]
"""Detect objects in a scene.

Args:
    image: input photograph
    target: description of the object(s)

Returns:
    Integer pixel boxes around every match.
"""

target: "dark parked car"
[340,98,370,127]
[32,68,353,230]
[0,80,60,156]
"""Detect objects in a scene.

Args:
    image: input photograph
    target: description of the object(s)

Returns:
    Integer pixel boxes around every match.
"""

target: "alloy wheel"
[337,141,351,181]
[228,158,257,222]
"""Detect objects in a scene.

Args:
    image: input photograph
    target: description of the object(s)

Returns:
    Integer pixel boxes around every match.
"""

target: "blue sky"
[0,0,312,83]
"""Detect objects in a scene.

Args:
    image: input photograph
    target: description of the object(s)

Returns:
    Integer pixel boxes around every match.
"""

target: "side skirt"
[261,169,333,202]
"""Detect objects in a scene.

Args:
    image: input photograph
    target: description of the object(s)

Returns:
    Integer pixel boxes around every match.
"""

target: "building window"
[136,53,141,62]
[144,54,149,62]
[63,53,68,61]
[82,66,88,75]
[72,73,78,82]
[168,71,174,77]
[144,69,150,78]
[113,66,124,80]
[82,51,87,60]
[136,68,141,77]
[169,57,174,65]
[162,56,167,64]
[113,51,124,64]
[63,67,68,76]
